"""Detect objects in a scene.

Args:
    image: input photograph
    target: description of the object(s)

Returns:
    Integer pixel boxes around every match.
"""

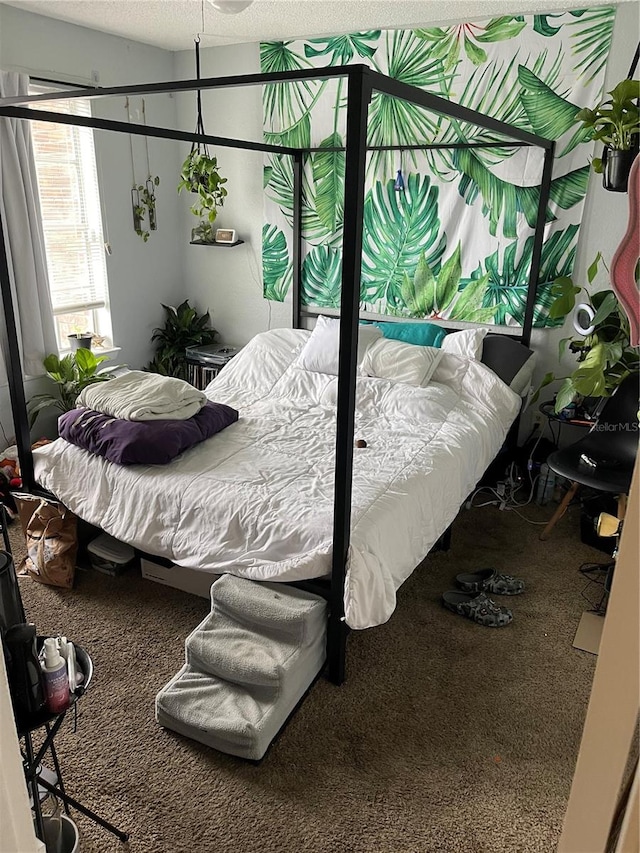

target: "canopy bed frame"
[0,64,554,685]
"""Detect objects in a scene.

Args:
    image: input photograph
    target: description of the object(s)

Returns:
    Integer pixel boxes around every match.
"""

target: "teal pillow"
[373,321,447,348]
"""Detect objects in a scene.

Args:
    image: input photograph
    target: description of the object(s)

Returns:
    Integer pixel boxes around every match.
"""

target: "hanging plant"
[139,176,160,233]
[178,152,227,236]
[576,78,640,192]
[127,98,161,241]
[131,186,149,242]
[178,37,229,243]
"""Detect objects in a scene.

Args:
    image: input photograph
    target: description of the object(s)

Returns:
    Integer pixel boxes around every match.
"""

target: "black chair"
[539,373,639,540]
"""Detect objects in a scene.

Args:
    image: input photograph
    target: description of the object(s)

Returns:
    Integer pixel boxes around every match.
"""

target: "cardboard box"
[140,558,218,599]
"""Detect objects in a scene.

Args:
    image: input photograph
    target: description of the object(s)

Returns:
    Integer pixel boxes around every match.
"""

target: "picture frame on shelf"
[215,228,236,244]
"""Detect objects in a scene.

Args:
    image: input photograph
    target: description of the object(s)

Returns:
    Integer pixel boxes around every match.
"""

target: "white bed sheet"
[33,328,520,630]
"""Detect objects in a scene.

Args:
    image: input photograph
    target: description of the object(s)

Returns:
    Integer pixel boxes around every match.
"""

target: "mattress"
[33,328,520,630]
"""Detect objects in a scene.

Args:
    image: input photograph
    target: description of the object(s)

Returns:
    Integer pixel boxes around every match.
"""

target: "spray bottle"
[41,637,70,714]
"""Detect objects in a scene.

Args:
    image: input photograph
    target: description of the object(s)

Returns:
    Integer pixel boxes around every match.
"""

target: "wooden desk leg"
[540,481,580,541]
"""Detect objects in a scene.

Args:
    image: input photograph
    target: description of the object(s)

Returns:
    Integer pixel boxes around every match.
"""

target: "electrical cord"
[464,463,550,525]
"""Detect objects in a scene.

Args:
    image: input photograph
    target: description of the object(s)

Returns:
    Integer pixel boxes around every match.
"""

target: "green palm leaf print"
[568,7,616,84]
[262,223,291,302]
[517,65,590,155]
[264,153,343,248]
[425,52,564,176]
[261,41,326,146]
[312,133,345,234]
[531,14,565,37]
[367,30,452,180]
[303,32,380,64]
[465,224,580,325]
[415,19,526,71]
[301,246,342,307]
[397,246,495,322]
[261,17,608,325]
[453,148,589,238]
[361,172,446,309]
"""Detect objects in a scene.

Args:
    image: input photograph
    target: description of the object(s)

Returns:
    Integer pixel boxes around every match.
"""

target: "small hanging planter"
[145,177,159,230]
[601,146,638,193]
[178,37,228,242]
[131,186,148,242]
[576,77,640,194]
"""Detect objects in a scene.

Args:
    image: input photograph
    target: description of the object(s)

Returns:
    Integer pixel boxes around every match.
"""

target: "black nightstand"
[185,343,243,390]
[539,401,594,447]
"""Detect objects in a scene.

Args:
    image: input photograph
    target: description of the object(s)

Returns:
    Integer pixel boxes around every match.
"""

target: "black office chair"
[539,373,639,541]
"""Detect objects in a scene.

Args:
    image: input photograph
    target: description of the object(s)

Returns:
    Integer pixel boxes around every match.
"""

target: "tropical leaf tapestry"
[261,8,615,327]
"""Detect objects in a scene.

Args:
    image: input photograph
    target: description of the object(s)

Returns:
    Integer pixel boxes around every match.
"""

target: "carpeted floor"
[9,501,604,853]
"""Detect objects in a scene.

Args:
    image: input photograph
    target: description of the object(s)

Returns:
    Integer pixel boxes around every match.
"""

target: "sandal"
[455,567,525,596]
[442,591,512,627]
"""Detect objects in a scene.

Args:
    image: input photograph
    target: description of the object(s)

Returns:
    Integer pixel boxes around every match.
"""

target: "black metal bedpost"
[327,66,371,685]
[0,210,35,492]
[522,143,555,347]
[291,151,303,330]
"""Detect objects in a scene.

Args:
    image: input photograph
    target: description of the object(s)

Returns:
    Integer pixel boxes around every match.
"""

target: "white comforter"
[33,329,520,630]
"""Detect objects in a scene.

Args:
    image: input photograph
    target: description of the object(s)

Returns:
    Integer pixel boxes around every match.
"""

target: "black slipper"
[442,591,513,627]
[455,567,525,595]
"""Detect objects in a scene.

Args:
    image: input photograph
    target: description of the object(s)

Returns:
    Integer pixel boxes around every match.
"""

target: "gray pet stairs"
[155,574,327,760]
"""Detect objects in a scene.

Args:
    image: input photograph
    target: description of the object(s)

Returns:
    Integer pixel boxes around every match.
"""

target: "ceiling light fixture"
[208,0,254,13]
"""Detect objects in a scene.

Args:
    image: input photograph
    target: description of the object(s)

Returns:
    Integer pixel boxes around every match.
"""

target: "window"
[29,86,113,351]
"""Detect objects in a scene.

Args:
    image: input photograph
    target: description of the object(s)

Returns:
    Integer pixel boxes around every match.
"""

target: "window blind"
[30,89,109,314]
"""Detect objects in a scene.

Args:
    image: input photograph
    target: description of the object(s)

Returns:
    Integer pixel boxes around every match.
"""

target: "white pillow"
[297,316,382,375]
[361,338,443,387]
[441,328,487,360]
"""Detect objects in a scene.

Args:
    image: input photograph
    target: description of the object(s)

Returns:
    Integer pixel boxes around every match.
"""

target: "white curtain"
[0,71,57,379]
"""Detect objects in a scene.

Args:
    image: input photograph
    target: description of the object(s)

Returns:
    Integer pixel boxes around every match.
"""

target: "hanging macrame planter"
[141,99,160,231]
[178,37,228,244]
[126,98,160,242]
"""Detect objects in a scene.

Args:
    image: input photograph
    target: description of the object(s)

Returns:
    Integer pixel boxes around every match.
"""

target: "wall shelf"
[189,240,245,247]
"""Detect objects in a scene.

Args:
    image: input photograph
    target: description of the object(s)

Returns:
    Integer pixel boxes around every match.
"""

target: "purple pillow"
[58,402,238,466]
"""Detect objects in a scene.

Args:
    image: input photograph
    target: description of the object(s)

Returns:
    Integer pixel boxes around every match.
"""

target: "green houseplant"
[133,176,160,242]
[146,300,218,381]
[576,78,640,192]
[178,151,228,243]
[27,349,112,428]
[536,253,640,413]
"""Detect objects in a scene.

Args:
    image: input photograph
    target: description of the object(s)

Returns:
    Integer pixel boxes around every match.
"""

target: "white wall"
[174,3,639,425]
[0,4,184,442]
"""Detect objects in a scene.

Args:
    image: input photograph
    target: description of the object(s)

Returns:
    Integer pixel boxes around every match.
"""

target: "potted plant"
[535,253,640,413]
[145,300,218,381]
[576,78,640,192]
[67,331,93,351]
[178,151,228,243]
[26,349,113,428]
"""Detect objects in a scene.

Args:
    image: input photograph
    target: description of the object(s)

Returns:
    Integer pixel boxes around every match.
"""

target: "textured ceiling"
[1,0,635,51]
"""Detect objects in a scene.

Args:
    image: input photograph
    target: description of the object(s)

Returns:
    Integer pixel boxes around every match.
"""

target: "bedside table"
[185,343,243,390]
